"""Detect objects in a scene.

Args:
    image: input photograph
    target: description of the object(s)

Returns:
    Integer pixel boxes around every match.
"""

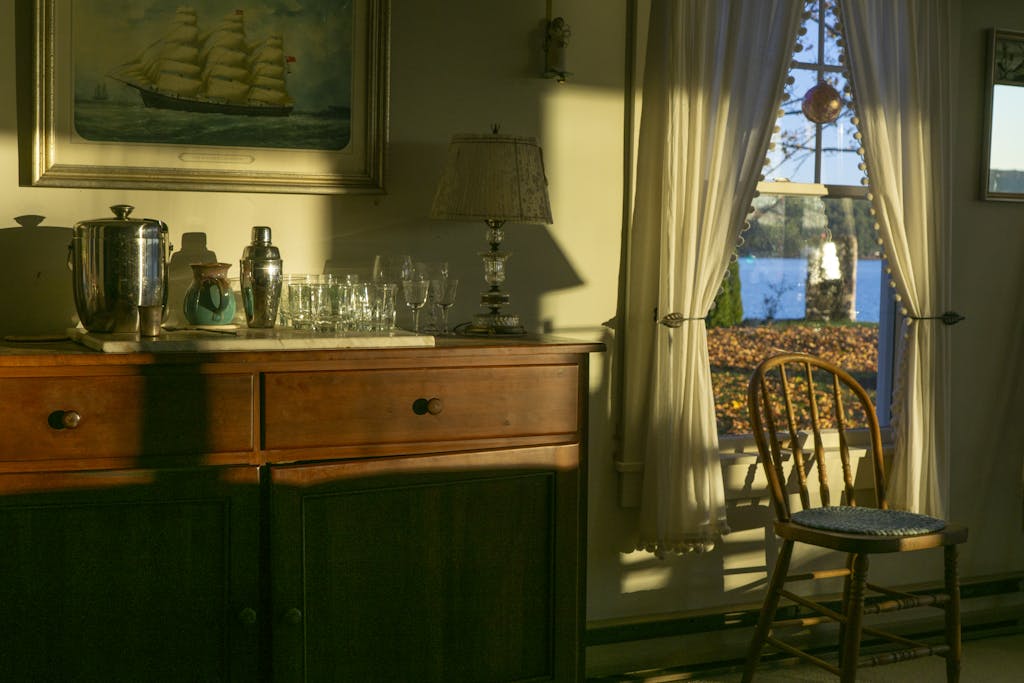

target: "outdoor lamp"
[430,131,553,335]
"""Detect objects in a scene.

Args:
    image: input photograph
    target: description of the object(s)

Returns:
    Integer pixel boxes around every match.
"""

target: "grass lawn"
[708,322,879,435]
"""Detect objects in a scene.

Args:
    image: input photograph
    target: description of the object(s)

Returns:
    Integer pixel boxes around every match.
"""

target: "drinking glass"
[278,275,303,327]
[416,262,448,332]
[429,278,458,335]
[284,274,332,330]
[401,279,430,333]
[323,280,350,332]
[370,283,398,333]
[348,283,372,332]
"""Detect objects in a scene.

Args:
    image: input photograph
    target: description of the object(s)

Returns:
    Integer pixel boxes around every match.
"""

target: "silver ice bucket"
[68,204,172,333]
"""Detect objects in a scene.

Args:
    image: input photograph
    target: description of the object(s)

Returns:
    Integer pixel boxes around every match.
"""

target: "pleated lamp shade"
[430,134,553,224]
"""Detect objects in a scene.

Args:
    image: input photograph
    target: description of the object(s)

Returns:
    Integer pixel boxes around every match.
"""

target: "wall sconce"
[544,15,572,82]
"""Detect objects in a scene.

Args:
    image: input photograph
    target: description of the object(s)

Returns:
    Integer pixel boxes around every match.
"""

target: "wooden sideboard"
[0,336,600,682]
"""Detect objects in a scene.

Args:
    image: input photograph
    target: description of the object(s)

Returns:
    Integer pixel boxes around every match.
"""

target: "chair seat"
[779,511,966,555]
[792,505,946,536]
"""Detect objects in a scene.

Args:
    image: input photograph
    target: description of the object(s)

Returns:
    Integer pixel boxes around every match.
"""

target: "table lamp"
[430,131,553,335]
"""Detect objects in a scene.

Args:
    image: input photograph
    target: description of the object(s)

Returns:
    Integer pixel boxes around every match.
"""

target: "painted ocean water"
[73,100,350,151]
[739,257,882,323]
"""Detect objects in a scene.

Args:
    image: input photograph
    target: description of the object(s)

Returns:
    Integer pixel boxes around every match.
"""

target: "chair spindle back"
[747,352,888,522]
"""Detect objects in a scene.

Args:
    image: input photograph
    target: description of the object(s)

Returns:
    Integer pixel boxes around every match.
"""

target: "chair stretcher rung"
[772,614,835,629]
[862,592,949,615]
[765,636,841,676]
[859,644,951,668]
[771,588,949,632]
[785,567,852,582]
[859,624,932,650]
[778,590,846,623]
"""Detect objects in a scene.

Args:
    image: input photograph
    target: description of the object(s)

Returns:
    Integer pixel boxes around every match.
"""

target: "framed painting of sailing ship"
[28,0,389,194]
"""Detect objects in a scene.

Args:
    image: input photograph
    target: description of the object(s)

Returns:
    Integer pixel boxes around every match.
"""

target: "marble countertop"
[66,326,436,353]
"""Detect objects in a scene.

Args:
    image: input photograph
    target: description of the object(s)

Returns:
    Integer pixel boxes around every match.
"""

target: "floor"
[588,631,1024,682]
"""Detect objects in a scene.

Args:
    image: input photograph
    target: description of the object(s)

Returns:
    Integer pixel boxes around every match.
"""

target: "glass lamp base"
[464,311,526,336]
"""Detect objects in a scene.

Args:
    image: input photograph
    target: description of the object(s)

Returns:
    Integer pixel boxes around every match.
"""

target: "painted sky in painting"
[72,0,354,112]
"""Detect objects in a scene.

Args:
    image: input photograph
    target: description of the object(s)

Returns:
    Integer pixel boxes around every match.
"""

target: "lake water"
[738,257,882,322]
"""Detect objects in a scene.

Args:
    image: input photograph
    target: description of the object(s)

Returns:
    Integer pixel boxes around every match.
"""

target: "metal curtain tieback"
[906,311,966,326]
[655,309,704,328]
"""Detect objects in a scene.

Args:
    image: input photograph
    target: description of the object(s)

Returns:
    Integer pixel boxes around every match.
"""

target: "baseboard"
[585,573,1024,679]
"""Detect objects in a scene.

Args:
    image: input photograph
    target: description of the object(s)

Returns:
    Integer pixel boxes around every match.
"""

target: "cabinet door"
[0,466,261,683]
[270,445,582,683]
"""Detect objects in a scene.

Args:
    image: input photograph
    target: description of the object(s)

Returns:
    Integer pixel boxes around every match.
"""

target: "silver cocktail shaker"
[239,226,283,328]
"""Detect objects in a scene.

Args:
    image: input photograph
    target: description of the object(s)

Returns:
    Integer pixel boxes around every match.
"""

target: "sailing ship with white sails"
[109,7,294,117]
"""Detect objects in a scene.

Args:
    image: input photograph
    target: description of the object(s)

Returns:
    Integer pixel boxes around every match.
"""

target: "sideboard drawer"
[0,372,255,462]
[263,364,580,451]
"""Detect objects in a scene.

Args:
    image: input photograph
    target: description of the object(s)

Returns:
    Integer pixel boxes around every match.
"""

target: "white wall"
[949,0,1024,582]
[2,0,1022,651]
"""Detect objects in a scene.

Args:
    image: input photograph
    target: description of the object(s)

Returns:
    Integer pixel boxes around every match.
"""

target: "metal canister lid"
[74,205,167,238]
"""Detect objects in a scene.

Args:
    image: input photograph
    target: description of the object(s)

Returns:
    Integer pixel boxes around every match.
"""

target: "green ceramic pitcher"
[183,262,236,326]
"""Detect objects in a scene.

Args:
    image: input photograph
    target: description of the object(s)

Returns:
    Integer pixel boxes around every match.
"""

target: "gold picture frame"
[28,0,389,194]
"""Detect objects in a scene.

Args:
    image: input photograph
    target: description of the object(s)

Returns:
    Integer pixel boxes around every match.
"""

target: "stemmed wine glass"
[429,278,458,335]
[417,262,449,332]
[372,254,413,285]
[402,278,430,333]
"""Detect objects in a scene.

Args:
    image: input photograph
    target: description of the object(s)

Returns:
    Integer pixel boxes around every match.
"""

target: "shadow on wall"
[322,139,585,333]
[330,226,583,333]
[165,232,219,328]
[328,223,583,334]
[0,221,226,338]
[0,215,78,337]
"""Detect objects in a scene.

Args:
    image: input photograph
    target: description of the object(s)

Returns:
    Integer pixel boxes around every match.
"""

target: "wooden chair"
[742,352,967,682]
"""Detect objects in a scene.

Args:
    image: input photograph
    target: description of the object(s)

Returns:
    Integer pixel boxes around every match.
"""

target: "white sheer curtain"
[620,0,802,555]
[840,0,958,517]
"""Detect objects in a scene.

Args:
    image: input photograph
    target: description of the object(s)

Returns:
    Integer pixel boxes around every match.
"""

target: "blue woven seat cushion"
[791,505,946,536]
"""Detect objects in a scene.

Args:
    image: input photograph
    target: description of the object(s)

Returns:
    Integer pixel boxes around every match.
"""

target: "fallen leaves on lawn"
[709,323,879,435]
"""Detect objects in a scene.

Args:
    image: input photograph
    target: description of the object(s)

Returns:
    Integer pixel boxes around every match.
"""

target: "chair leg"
[836,552,855,669]
[840,553,869,683]
[742,539,794,683]
[944,545,962,683]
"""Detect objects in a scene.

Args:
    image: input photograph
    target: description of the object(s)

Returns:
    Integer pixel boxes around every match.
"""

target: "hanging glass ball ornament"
[801,81,842,124]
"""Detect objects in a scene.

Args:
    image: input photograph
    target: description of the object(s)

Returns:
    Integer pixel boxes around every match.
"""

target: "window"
[709,0,895,435]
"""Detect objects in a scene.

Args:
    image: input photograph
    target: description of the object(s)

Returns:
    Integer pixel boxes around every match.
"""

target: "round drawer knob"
[426,397,443,415]
[48,410,81,430]
[238,607,257,625]
[412,397,444,416]
[411,397,444,413]
[283,607,303,625]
